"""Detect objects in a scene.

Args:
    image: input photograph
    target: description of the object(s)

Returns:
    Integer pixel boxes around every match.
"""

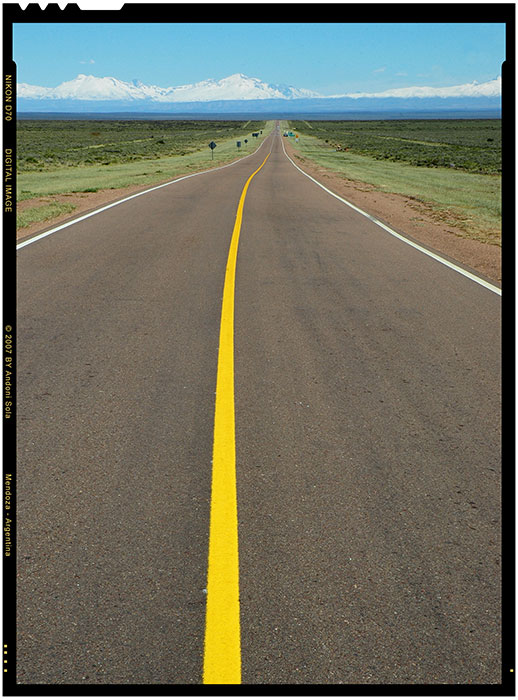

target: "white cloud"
[373,67,386,73]
[80,59,95,65]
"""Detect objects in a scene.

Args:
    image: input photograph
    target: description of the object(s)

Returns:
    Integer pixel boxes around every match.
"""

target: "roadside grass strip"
[16,135,270,250]
[17,123,273,201]
[17,122,273,235]
[281,138,501,296]
[288,133,501,247]
[17,201,76,230]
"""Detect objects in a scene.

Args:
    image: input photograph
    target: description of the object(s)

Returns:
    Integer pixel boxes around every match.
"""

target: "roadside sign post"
[209,141,217,159]
[237,141,241,149]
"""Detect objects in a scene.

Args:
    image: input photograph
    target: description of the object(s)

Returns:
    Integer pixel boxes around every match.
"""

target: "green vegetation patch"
[287,126,501,246]
[16,120,271,220]
[289,119,501,175]
[17,119,267,171]
[17,201,76,230]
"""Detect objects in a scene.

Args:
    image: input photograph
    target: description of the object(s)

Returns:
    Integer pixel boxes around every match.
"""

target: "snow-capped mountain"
[331,77,501,99]
[16,72,502,115]
[17,72,321,102]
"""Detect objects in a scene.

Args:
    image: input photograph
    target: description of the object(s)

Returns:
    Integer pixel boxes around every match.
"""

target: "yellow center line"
[203,151,271,685]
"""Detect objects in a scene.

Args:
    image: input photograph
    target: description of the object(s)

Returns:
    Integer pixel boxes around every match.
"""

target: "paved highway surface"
[16,124,502,686]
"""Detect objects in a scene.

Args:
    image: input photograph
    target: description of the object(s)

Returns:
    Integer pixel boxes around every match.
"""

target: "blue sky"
[13,22,506,95]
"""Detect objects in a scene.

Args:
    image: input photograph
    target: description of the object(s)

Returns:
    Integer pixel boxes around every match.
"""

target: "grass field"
[17,119,267,171]
[17,119,269,230]
[288,119,501,174]
[287,120,501,245]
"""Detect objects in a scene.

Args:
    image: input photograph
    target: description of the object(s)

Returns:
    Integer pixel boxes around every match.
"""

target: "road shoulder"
[283,138,501,284]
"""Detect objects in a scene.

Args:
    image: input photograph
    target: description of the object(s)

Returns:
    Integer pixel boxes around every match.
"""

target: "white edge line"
[280,137,501,297]
[16,132,270,250]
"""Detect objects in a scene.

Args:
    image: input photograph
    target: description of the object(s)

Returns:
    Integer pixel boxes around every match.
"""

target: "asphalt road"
[16,124,502,686]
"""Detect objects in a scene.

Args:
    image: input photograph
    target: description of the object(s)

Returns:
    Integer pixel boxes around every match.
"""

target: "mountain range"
[17,73,320,102]
[17,73,502,115]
